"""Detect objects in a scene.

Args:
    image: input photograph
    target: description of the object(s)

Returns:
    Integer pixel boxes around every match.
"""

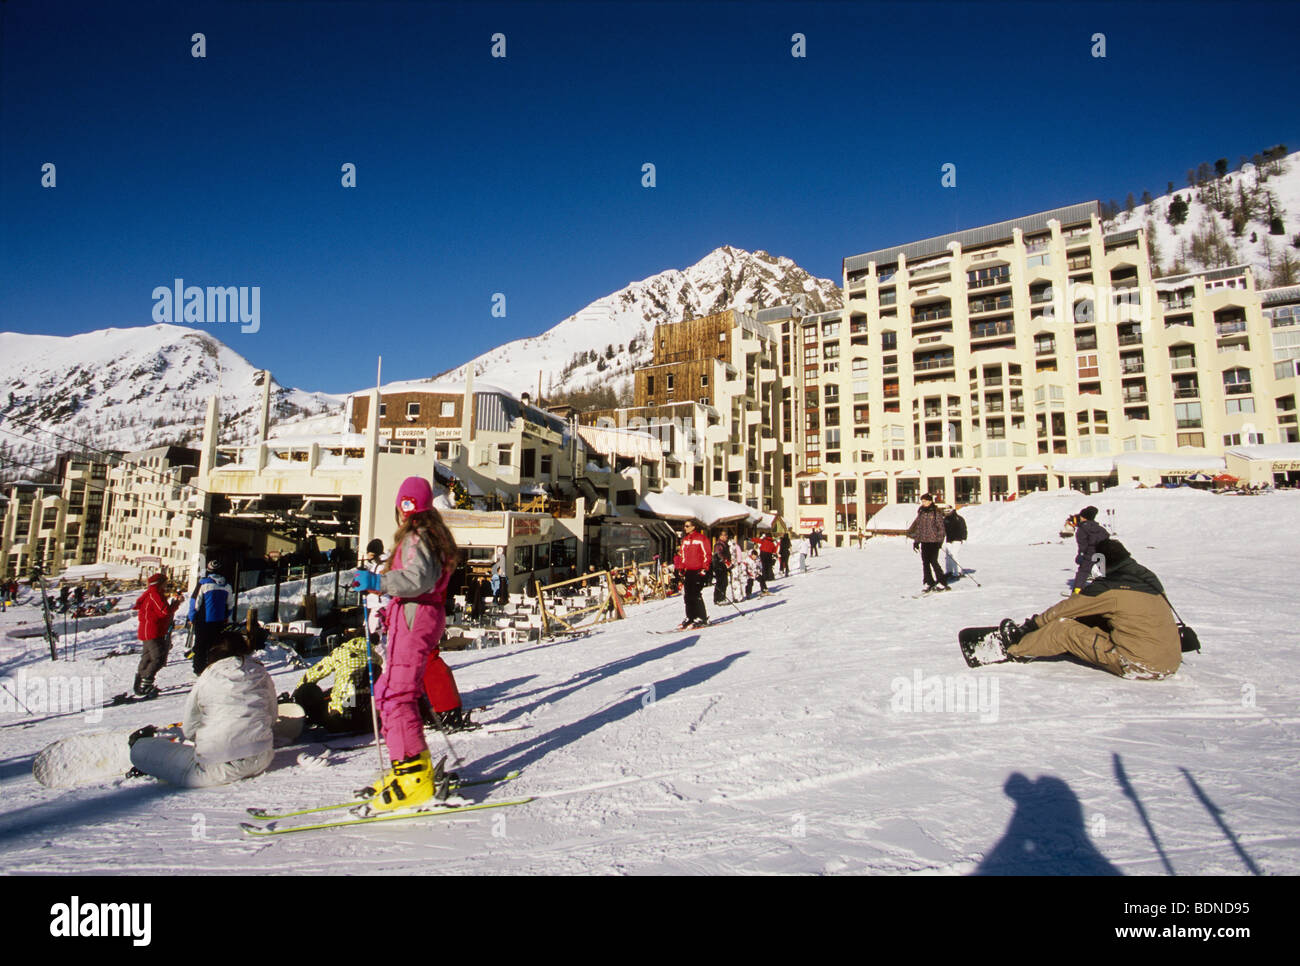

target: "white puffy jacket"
[183,655,278,764]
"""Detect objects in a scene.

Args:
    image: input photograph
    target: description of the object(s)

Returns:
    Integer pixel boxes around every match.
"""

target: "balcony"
[970,294,1014,315]
[879,292,897,307]
[913,306,952,323]
[914,356,956,372]
[1225,382,1252,396]
[1122,390,1147,403]
[968,273,1011,290]
[971,319,1015,340]
[1172,386,1200,400]
[1075,337,1098,351]
[1215,320,1248,337]
[1117,332,1143,346]
[1170,355,1197,371]
[1120,361,1145,375]
[1035,341,1057,356]
[1067,255,1092,270]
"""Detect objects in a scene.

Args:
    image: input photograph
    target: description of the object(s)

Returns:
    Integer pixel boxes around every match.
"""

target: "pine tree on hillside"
[1141,189,1153,206]
[1215,159,1229,179]
[1125,193,1135,215]
[1167,194,1190,227]
[1273,248,1299,288]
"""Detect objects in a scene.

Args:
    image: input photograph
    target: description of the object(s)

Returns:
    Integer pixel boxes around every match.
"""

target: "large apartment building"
[96,445,202,578]
[585,308,782,511]
[770,201,1300,542]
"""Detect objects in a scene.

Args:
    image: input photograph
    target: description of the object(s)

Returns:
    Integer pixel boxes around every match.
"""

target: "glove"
[128,725,157,748]
[351,570,381,593]
[912,542,920,552]
[1071,587,1082,595]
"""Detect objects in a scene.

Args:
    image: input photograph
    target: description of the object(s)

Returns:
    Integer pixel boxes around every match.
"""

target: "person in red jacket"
[132,573,180,698]
[673,519,713,629]
[757,534,779,583]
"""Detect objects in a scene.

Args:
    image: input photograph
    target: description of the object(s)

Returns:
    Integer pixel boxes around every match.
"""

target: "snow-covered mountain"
[434,246,843,401]
[1109,147,1299,285]
[0,324,341,474]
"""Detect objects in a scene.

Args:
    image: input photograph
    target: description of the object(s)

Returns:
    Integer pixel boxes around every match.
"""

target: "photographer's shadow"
[974,772,1120,875]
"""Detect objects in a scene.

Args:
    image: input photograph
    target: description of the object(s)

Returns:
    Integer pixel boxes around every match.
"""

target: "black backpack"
[944,512,968,543]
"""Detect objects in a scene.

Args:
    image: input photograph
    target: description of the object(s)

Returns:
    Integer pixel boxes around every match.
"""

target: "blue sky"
[2,0,1297,394]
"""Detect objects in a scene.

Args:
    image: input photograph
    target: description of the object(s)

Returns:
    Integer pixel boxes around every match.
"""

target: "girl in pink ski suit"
[367,477,460,763]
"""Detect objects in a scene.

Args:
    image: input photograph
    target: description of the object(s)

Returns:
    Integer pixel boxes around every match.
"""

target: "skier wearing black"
[1069,505,1108,593]
[778,532,791,578]
[711,529,732,605]
[906,494,949,592]
[943,507,968,580]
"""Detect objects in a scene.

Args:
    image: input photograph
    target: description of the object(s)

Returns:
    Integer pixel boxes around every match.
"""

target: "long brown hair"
[386,507,458,572]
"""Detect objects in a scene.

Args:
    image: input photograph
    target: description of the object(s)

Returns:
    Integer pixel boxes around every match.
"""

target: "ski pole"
[0,679,33,715]
[359,593,389,780]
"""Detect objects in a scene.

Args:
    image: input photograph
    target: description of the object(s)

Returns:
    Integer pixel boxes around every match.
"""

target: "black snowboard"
[959,625,1008,668]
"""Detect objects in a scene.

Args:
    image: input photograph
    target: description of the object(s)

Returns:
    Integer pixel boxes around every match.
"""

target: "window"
[666,374,675,392]
[521,448,536,477]
[701,374,708,387]
[647,375,655,394]
[1223,368,1252,395]
[1225,398,1255,414]
[378,402,387,418]
[497,445,513,467]
[1077,354,1099,379]
[1174,403,1202,429]
[1177,432,1205,448]
[440,401,456,418]
[406,401,421,418]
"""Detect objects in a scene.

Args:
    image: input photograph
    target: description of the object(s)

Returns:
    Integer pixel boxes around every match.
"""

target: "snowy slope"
[1111,149,1299,285]
[435,246,842,401]
[0,324,341,473]
[0,486,1296,875]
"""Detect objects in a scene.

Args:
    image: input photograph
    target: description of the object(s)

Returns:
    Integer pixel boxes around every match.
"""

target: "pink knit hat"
[396,476,433,517]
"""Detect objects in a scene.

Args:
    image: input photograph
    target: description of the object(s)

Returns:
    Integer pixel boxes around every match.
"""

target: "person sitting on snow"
[291,634,380,734]
[984,539,1181,680]
[128,630,277,787]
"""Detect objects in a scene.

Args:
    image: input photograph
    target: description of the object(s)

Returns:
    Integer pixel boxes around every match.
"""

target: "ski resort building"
[0,454,118,579]
[0,481,64,579]
[765,201,1298,543]
[95,446,202,580]
[583,308,783,513]
[181,374,680,599]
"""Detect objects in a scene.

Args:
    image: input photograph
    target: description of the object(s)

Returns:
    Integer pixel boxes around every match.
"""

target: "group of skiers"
[115,475,1187,802]
[904,494,968,594]
[670,523,821,631]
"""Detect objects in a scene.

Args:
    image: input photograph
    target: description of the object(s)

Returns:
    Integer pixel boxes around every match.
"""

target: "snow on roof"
[1225,443,1300,462]
[637,486,753,526]
[1050,457,1116,473]
[577,424,662,462]
[1115,452,1226,470]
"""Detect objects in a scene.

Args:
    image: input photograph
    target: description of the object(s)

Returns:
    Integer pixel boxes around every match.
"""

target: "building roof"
[844,201,1099,273]
[1153,264,1251,286]
[1225,443,1300,462]
[1261,285,1300,307]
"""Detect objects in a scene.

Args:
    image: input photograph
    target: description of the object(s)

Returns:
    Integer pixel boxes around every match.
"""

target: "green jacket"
[299,637,380,716]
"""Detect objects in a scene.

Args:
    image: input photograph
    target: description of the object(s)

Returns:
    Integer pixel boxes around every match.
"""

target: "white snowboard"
[33,728,136,788]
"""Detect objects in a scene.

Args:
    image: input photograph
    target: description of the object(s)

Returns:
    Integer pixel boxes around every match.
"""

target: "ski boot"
[998,618,1036,662]
[128,725,158,748]
[430,707,479,733]
[356,751,440,815]
[355,751,444,799]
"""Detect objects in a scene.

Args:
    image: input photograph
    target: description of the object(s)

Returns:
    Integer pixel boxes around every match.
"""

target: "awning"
[953,466,981,476]
[895,469,921,479]
[1017,463,1049,473]
[864,469,889,479]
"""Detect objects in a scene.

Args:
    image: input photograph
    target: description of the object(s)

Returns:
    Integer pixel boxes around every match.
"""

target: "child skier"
[351,477,464,812]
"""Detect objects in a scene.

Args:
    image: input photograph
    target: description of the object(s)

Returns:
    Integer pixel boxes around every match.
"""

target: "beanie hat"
[366,538,384,556]
[1098,538,1130,569]
[148,572,166,585]
[395,476,433,517]
[206,559,222,573]
[1080,506,1099,521]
